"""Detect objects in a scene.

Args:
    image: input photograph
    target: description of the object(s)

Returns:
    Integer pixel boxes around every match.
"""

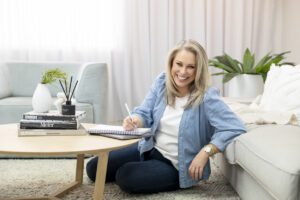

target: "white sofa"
[0,62,108,124]
[213,124,300,200]
[214,66,300,200]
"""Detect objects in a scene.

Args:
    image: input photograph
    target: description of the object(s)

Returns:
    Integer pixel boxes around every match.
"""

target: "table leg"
[93,151,109,200]
[75,154,85,184]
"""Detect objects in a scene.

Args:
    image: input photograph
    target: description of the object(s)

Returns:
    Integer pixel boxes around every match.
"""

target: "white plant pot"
[32,83,53,113]
[226,74,264,99]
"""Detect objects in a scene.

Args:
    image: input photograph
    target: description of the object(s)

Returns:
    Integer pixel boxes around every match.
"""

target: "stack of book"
[18,110,87,136]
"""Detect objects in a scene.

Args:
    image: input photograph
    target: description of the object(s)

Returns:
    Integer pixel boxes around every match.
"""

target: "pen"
[125,103,136,129]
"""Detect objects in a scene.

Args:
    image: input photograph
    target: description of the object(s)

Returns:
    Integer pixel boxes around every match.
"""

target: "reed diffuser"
[59,76,78,115]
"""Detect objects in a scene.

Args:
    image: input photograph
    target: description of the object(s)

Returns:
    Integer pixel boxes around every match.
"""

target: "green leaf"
[242,48,255,73]
[278,62,295,66]
[224,53,242,73]
[268,51,291,66]
[271,55,284,64]
[214,55,231,66]
[255,52,272,73]
[209,49,293,82]
[261,73,268,82]
[274,51,291,58]
[262,56,284,73]
[209,60,234,73]
[41,68,67,84]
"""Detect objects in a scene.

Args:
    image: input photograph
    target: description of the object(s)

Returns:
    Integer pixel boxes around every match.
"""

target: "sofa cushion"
[235,125,300,200]
[0,64,11,98]
[5,62,82,97]
[223,124,260,164]
[259,65,300,117]
[0,97,94,123]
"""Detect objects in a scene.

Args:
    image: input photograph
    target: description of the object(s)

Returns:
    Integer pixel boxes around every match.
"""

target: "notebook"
[87,124,152,140]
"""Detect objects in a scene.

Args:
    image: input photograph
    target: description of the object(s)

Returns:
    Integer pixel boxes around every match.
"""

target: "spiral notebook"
[87,124,152,140]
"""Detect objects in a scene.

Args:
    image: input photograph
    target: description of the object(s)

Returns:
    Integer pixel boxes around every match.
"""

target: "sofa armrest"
[0,63,11,99]
[75,63,108,123]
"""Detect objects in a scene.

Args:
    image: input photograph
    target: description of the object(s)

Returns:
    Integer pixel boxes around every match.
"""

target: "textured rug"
[0,158,240,200]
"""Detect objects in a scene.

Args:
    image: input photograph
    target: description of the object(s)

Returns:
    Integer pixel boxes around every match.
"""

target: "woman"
[86,39,246,193]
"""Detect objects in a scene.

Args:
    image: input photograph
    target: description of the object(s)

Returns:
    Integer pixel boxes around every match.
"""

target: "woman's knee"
[86,156,98,182]
[115,162,143,193]
[86,155,117,183]
[86,144,140,183]
[115,160,179,193]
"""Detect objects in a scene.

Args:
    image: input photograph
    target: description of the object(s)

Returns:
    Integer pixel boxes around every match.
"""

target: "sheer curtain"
[0,0,122,61]
[0,0,282,122]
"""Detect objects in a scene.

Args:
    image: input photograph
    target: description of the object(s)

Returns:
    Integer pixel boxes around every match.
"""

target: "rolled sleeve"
[203,88,246,151]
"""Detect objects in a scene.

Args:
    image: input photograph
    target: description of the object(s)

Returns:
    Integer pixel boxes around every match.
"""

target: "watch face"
[205,146,212,153]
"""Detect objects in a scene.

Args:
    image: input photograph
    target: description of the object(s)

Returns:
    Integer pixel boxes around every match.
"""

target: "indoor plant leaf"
[278,62,295,66]
[242,48,255,73]
[261,55,286,74]
[41,68,67,84]
[224,54,242,73]
[215,55,231,67]
[209,60,234,73]
[255,52,272,73]
[209,48,294,84]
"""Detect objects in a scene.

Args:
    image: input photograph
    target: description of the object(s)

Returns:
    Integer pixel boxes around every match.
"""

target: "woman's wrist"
[203,143,219,157]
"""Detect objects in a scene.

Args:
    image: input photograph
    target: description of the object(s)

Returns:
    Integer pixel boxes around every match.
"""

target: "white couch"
[214,66,300,200]
[213,119,300,200]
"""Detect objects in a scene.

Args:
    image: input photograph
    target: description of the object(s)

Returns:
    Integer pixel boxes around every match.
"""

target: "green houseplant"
[32,68,67,113]
[209,48,294,83]
[41,68,67,84]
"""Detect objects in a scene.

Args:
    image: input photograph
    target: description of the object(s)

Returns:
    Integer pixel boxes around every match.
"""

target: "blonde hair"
[166,39,210,108]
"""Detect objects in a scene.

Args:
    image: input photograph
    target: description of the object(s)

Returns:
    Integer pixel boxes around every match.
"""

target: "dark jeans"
[86,143,179,193]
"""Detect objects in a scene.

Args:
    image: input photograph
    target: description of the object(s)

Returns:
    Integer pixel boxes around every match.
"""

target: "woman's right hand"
[122,116,141,131]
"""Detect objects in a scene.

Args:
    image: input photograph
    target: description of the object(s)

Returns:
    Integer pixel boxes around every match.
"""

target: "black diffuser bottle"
[62,100,75,115]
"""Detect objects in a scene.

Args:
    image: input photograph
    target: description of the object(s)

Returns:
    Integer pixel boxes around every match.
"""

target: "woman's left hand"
[188,149,209,180]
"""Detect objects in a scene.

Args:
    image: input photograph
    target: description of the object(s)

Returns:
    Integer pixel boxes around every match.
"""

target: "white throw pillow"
[259,64,300,115]
[0,63,11,98]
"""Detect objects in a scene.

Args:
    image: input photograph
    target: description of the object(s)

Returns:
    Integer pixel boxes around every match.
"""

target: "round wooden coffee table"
[0,123,139,200]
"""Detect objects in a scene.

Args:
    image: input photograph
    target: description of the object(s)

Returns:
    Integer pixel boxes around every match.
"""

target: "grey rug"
[0,158,240,200]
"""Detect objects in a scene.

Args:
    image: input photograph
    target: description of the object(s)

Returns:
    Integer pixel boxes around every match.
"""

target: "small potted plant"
[32,68,67,113]
[209,48,294,98]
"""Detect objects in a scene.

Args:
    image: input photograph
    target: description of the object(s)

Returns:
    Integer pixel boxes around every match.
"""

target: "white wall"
[282,0,300,64]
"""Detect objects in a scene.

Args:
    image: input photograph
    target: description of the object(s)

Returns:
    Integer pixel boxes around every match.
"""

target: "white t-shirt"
[154,95,188,169]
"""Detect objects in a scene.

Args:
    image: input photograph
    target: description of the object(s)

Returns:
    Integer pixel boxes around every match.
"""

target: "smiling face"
[171,49,196,96]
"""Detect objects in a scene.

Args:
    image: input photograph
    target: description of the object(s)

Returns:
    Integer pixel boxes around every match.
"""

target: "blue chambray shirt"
[132,72,246,188]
